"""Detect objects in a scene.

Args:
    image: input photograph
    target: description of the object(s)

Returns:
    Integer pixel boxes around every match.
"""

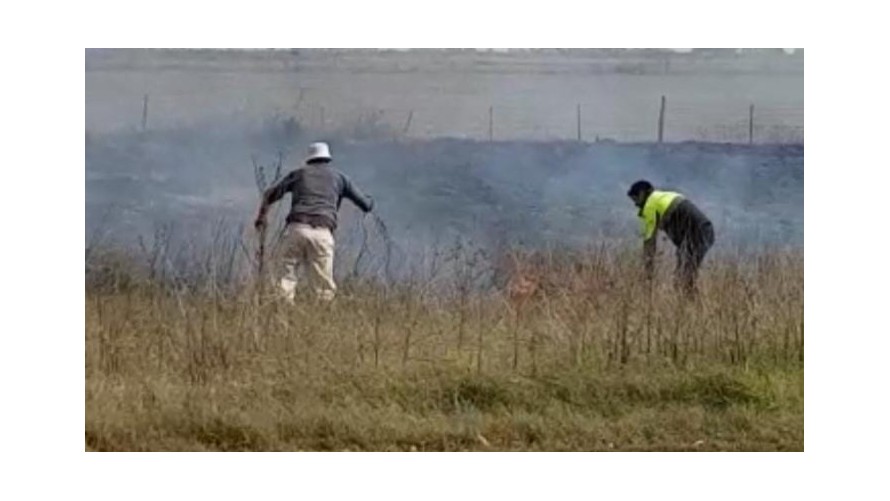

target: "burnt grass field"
[86,118,803,451]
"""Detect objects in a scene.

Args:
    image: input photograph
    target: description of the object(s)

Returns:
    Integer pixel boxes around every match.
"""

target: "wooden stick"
[256,225,267,279]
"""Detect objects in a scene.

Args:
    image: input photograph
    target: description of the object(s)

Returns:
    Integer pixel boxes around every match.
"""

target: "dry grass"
[85,245,803,451]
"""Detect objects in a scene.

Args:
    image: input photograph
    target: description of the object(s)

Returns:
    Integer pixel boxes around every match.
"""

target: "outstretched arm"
[341,174,374,213]
[641,212,660,281]
[255,172,295,229]
[643,235,656,280]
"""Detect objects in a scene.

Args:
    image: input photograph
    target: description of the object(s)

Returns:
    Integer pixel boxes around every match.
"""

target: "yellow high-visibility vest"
[640,190,683,240]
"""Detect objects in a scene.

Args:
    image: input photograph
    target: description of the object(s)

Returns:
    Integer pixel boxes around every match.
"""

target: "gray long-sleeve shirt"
[262,163,374,231]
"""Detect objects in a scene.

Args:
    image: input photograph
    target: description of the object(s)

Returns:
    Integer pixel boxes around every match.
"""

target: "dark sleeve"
[263,171,297,205]
[340,173,374,212]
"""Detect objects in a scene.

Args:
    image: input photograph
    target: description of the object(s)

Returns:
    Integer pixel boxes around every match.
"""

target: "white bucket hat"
[305,142,332,163]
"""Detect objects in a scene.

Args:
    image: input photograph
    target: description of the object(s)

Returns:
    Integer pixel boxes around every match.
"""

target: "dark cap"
[627,180,654,197]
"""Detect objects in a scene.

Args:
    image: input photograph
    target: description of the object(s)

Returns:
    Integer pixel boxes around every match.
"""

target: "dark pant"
[675,222,715,297]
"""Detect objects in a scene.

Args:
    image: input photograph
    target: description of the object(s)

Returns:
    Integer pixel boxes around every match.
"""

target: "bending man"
[627,180,715,297]
[255,142,374,301]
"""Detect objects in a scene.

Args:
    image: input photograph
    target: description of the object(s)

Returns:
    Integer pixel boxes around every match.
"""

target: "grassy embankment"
[86,246,803,451]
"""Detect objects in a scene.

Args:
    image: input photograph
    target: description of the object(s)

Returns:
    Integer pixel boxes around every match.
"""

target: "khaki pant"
[275,223,337,301]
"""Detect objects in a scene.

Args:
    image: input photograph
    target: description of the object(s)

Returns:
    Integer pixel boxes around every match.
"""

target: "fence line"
[121,93,804,144]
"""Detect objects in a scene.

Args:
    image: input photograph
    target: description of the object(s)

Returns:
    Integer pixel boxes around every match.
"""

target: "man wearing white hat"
[254,142,374,301]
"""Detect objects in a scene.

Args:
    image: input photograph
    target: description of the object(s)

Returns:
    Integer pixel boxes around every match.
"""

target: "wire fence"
[294,101,803,144]
[91,92,804,144]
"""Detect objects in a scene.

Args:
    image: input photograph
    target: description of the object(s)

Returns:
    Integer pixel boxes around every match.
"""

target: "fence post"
[142,94,149,131]
[294,87,306,116]
[488,105,494,142]
[577,104,582,142]
[658,95,666,143]
[402,110,414,136]
[749,104,754,145]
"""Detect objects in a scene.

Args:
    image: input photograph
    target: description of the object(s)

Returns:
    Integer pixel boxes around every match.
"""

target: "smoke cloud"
[86,116,803,276]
